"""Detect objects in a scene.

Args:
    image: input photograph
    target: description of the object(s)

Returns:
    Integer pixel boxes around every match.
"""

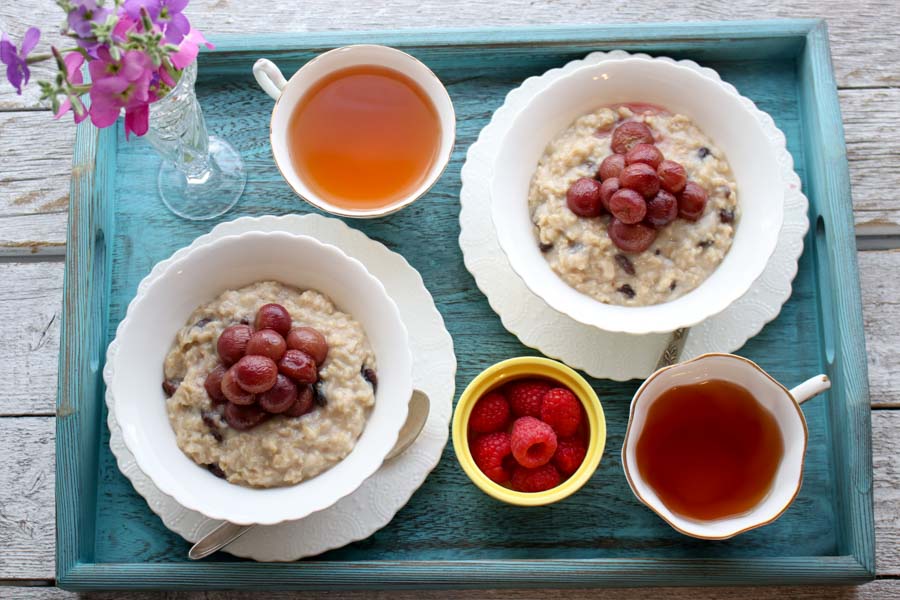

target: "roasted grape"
[246,328,287,361]
[224,402,268,431]
[625,143,663,169]
[644,190,679,229]
[678,181,708,221]
[608,218,658,253]
[597,153,626,181]
[258,374,298,414]
[609,188,647,225]
[619,163,660,199]
[657,159,687,194]
[255,303,292,336]
[610,121,654,154]
[278,349,318,384]
[234,355,279,393]
[221,367,256,405]
[599,177,619,212]
[285,327,329,365]
[204,365,228,404]
[565,177,604,217]
[217,324,252,365]
[283,384,315,418]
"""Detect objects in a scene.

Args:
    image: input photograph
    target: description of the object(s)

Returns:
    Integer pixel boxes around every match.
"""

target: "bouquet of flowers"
[0,0,212,137]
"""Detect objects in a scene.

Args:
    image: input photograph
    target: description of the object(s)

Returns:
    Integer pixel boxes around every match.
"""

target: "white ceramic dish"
[490,55,784,334]
[459,50,808,380]
[105,230,413,526]
[107,214,455,561]
[253,44,456,218]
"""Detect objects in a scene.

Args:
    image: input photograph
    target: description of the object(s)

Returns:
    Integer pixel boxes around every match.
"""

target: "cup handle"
[253,59,288,101]
[789,374,831,404]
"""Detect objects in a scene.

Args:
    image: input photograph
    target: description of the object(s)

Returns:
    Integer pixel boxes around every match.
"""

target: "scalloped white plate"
[105,214,456,561]
[459,50,809,380]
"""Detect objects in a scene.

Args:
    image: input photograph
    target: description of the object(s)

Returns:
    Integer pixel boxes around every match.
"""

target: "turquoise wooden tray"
[56,20,874,590]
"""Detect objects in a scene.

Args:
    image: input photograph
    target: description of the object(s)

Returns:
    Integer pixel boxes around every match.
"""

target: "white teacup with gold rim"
[252,45,456,219]
[621,353,831,540]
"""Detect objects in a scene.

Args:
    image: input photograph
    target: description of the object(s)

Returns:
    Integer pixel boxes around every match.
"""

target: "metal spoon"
[188,389,430,560]
[656,327,689,370]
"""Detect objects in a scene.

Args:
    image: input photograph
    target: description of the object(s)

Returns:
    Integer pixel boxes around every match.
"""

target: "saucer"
[459,50,808,380]
[106,214,456,561]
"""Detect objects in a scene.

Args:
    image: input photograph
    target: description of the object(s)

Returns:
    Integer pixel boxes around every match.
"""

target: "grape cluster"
[202,303,330,432]
[564,121,710,254]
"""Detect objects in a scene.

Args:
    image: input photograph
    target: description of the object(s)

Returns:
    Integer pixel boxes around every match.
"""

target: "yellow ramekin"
[452,356,606,506]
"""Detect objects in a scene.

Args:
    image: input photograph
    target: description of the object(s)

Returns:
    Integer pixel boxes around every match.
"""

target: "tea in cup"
[253,45,456,218]
[621,353,831,539]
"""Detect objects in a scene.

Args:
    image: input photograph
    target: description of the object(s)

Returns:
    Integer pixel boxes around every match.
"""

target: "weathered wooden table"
[1,1,897,598]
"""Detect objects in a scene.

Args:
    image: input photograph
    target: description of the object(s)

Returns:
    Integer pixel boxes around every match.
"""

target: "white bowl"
[105,231,412,526]
[490,56,784,335]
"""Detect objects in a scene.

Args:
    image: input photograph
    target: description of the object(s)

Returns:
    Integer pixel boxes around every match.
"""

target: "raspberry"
[510,463,562,493]
[553,436,588,476]
[510,416,557,468]
[470,432,512,483]
[506,379,551,418]
[540,387,583,437]
[469,392,511,434]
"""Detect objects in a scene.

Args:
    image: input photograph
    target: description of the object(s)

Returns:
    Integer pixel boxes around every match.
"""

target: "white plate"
[459,50,809,380]
[106,214,456,560]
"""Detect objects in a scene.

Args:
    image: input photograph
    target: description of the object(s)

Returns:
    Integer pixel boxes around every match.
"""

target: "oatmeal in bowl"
[529,103,739,307]
[106,231,413,525]
[491,56,784,334]
[163,281,378,489]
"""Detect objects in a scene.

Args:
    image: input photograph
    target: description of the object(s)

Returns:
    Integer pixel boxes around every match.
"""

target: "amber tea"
[287,64,441,211]
[634,379,785,521]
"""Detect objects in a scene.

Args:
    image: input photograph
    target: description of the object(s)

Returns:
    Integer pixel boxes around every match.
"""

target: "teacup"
[621,353,831,539]
[252,45,456,218]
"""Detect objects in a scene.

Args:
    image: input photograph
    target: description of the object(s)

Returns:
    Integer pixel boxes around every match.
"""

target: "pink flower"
[88,47,154,138]
[169,27,213,70]
[54,52,88,124]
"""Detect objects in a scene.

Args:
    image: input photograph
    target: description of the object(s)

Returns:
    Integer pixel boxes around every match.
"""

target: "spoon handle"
[656,327,689,370]
[189,521,252,560]
[188,389,430,560]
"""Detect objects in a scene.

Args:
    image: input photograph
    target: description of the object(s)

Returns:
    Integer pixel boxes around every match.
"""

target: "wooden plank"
[841,88,900,235]
[6,579,900,599]
[858,250,900,408]
[0,261,63,416]
[0,417,55,581]
[2,0,899,109]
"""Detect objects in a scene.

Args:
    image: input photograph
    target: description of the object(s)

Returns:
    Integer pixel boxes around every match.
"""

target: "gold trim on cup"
[620,352,809,540]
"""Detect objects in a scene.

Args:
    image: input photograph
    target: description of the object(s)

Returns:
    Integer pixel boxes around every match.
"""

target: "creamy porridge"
[528,104,739,306]
[162,280,376,488]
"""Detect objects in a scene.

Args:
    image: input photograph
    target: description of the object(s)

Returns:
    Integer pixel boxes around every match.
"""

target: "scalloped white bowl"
[104,231,412,526]
[491,56,785,335]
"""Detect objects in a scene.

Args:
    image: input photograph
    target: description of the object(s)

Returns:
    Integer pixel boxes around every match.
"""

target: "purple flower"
[169,27,213,70]
[55,52,89,124]
[68,0,112,38]
[88,47,154,138]
[0,27,40,94]
[68,0,112,55]
[123,0,161,21]
[123,0,190,44]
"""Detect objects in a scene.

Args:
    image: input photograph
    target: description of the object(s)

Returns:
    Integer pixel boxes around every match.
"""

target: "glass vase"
[144,62,246,220]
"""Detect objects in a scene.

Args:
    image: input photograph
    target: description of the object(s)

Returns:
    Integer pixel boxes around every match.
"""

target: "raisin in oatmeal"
[162,281,376,488]
[528,104,739,306]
